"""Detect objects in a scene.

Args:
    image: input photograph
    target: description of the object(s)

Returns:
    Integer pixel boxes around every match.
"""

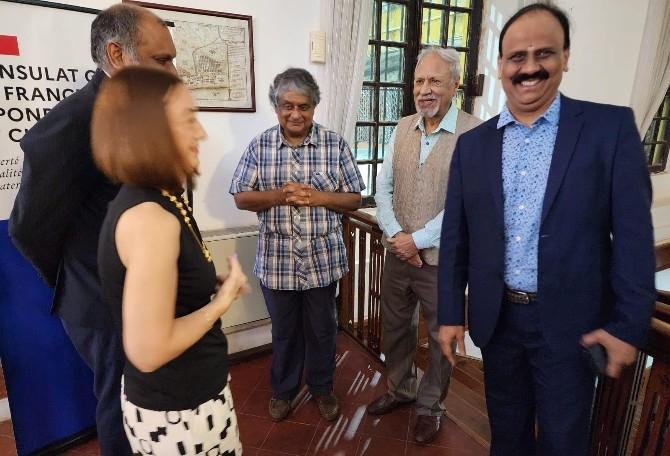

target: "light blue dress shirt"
[375,102,459,249]
[498,95,561,292]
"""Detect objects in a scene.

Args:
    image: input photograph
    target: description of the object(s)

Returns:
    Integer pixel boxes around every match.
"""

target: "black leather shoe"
[366,393,415,415]
[413,415,441,444]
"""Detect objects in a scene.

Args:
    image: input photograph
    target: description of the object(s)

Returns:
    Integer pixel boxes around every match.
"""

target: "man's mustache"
[512,69,550,85]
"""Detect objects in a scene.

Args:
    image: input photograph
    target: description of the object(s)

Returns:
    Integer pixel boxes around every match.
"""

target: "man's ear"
[106,42,125,72]
[562,48,570,72]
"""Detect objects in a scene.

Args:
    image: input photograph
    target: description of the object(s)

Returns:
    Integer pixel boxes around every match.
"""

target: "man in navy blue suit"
[437,4,655,455]
[9,4,177,455]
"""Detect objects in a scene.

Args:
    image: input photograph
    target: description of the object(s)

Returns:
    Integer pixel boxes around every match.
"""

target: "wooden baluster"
[368,234,384,354]
[357,228,368,342]
[630,360,670,455]
[339,215,356,333]
[590,355,646,456]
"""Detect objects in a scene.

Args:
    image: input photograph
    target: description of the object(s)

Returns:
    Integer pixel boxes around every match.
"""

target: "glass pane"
[369,0,377,39]
[379,86,403,121]
[357,86,375,122]
[358,164,373,196]
[381,2,407,42]
[355,125,373,161]
[657,118,669,143]
[424,0,447,5]
[458,51,468,80]
[452,0,472,7]
[378,125,396,160]
[454,89,465,110]
[447,11,470,47]
[380,46,404,82]
[644,119,659,143]
[421,8,444,45]
[364,45,376,81]
[650,144,668,168]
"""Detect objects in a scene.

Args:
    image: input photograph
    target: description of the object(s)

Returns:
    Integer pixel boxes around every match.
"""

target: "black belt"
[504,288,537,305]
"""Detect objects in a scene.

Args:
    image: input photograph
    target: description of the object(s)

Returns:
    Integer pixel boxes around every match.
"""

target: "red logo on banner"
[0,35,20,56]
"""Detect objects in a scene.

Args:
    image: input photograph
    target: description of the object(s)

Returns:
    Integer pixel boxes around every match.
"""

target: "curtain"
[325,0,374,144]
[629,0,670,135]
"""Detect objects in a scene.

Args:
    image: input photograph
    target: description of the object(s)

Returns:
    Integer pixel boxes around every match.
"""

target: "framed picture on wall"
[125,1,256,112]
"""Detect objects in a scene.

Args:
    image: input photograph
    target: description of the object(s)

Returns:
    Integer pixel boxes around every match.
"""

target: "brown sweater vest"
[385,110,481,265]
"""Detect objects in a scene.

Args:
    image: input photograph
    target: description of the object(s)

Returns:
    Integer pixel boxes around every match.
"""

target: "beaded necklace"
[160,190,212,263]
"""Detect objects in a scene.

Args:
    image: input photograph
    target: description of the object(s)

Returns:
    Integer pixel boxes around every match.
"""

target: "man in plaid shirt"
[229,68,364,422]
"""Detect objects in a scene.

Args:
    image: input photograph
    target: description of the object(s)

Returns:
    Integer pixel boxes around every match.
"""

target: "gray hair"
[90,4,159,69]
[416,46,461,83]
[268,68,321,108]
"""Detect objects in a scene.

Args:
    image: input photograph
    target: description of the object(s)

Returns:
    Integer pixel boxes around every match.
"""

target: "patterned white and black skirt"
[121,376,243,455]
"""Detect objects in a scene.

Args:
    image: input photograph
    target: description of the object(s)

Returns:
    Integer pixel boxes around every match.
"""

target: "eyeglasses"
[279,103,313,113]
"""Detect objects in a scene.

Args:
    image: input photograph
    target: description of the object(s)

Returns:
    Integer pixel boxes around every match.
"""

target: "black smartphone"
[582,343,608,377]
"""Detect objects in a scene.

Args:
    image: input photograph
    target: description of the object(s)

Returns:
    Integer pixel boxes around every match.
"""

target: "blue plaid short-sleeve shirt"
[229,123,365,290]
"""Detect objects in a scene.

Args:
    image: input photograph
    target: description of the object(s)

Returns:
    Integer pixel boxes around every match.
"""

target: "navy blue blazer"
[437,95,656,350]
[9,69,120,328]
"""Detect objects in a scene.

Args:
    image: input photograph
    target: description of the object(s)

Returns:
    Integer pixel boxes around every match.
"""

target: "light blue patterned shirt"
[375,102,459,249]
[498,95,561,292]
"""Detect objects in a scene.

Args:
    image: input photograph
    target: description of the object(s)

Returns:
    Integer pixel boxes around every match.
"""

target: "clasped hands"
[281,182,321,207]
[388,231,423,268]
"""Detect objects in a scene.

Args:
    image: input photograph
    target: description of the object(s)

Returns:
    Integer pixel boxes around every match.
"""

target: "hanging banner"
[0,1,99,454]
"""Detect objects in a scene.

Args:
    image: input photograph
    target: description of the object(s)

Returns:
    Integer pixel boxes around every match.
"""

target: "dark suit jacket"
[9,69,120,328]
[437,95,656,350]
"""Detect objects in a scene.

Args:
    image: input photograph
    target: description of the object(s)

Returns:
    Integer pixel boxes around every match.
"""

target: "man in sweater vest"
[367,46,481,444]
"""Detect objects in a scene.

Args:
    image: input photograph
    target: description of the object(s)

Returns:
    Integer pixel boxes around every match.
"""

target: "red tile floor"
[0,333,487,455]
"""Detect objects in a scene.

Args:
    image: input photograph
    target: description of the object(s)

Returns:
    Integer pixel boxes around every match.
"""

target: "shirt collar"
[415,101,458,135]
[497,93,562,129]
[278,123,319,147]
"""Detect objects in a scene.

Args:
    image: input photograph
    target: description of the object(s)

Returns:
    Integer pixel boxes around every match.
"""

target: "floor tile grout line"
[301,423,319,455]
[303,412,321,455]
[259,421,275,450]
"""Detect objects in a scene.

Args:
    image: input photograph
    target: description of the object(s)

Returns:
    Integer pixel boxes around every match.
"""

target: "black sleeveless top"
[98,185,228,410]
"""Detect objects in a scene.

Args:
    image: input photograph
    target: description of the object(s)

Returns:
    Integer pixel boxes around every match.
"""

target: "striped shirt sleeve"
[337,138,365,193]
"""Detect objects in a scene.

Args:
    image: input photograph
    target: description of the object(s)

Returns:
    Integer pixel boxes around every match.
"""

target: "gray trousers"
[380,252,453,416]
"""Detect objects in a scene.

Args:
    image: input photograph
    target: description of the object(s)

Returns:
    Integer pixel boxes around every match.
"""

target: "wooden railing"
[589,241,670,456]
[338,210,385,355]
[338,210,670,454]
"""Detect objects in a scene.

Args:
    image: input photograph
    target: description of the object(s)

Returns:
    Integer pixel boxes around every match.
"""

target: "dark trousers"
[261,283,337,400]
[61,319,132,456]
[481,300,595,456]
[380,253,453,416]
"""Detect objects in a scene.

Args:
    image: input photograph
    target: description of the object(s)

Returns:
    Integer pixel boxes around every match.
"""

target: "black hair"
[498,2,570,56]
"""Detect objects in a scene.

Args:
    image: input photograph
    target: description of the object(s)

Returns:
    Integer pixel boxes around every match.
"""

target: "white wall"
[476,0,651,117]
[557,0,649,105]
[44,0,328,232]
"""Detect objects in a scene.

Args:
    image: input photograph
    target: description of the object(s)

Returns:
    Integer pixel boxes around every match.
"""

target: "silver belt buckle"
[515,291,530,304]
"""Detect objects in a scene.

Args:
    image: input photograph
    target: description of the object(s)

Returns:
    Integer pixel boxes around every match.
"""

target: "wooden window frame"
[356,0,483,206]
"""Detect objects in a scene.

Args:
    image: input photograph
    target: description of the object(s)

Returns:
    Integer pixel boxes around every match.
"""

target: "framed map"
[127,2,256,112]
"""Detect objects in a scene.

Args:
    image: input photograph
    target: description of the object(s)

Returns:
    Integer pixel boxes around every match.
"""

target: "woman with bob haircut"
[93,66,248,455]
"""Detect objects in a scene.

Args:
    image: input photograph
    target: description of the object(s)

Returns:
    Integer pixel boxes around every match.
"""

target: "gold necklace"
[160,190,213,263]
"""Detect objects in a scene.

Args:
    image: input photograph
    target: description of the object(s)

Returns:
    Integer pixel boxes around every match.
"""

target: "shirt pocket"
[311,171,338,192]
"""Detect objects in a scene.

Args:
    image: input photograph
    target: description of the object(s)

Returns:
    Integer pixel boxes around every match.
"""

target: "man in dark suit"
[8,4,177,454]
[437,4,655,456]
